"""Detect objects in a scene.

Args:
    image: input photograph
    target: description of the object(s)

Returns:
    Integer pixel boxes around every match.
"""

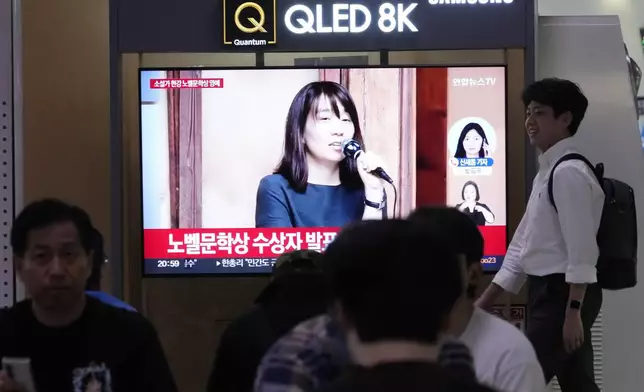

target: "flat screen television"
[139,66,508,276]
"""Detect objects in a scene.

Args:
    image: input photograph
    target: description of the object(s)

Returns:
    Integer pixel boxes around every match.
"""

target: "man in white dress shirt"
[409,207,545,392]
[476,78,604,392]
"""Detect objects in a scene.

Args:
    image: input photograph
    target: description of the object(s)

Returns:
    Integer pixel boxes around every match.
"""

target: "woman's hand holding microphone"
[356,151,387,203]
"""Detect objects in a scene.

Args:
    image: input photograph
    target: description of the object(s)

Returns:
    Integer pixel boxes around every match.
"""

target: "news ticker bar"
[143,255,505,275]
[143,226,507,259]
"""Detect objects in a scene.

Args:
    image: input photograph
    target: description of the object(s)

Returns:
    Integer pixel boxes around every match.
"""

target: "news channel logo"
[223,0,277,47]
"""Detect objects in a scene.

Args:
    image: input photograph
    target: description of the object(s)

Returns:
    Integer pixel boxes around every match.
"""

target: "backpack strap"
[547,153,596,213]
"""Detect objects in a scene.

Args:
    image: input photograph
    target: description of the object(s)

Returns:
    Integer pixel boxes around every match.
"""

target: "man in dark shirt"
[319,219,495,392]
[0,199,177,392]
[207,250,328,392]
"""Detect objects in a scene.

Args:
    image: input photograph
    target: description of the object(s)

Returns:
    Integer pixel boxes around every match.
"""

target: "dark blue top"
[255,174,365,228]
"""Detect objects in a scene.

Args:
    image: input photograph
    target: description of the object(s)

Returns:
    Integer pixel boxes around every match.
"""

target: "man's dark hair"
[273,249,323,280]
[521,78,589,135]
[408,206,483,266]
[408,206,484,299]
[86,227,105,290]
[323,219,463,344]
[11,199,94,258]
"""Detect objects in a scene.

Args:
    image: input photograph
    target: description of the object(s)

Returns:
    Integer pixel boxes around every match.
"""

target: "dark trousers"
[526,274,602,392]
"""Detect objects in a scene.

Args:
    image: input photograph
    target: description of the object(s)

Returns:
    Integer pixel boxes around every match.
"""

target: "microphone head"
[342,139,362,159]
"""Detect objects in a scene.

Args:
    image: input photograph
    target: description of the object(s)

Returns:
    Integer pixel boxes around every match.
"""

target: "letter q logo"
[234,2,267,33]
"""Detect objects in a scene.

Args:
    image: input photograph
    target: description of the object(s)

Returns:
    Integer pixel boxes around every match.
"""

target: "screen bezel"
[137,64,509,278]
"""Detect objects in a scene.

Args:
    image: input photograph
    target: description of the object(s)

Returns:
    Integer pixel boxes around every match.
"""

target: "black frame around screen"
[138,64,509,277]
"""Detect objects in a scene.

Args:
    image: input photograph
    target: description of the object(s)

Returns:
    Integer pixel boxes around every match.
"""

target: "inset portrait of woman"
[447,117,498,175]
[455,122,490,159]
[456,180,495,226]
[255,81,389,228]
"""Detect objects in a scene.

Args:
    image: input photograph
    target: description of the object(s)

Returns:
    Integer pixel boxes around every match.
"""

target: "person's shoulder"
[86,291,136,312]
[88,297,156,336]
[219,306,264,344]
[0,299,32,328]
[262,314,331,363]
[259,174,290,190]
[553,152,596,181]
[473,308,538,361]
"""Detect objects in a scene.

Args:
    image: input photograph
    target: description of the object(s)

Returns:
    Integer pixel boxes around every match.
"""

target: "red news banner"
[143,227,506,260]
[149,78,224,89]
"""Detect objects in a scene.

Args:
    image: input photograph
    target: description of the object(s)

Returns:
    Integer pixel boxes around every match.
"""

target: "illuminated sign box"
[215,0,529,51]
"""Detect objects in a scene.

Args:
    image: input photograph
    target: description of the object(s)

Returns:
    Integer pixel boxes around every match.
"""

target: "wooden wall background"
[20,3,271,391]
[22,0,112,289]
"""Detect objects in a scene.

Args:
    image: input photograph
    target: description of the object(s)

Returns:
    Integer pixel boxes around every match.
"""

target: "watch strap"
[364,198,385,210]
[365,192,386,210]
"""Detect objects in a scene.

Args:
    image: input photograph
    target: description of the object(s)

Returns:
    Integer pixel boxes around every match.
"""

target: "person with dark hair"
[409,206,544,392]
[0,199,177,392]
[456,181,495,225]
[255,243,480,392]
[255,81,389,228]
[476,78,604,392]
[206,250,329,392]
[318,219,493,392]
[454,122,490,159]
[85,227,136,311]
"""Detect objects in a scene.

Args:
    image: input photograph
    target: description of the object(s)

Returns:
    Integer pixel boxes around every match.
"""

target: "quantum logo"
[234,2,267,33]
[223,0,277,46]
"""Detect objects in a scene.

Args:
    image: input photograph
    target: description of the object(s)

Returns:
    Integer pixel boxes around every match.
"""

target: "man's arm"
[491,213,529,294]
[477,215,529,309]
[552,164,602,299]
[495,361,546,392]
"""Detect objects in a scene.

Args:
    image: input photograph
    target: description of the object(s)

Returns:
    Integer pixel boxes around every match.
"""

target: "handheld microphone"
[341,139,394,184]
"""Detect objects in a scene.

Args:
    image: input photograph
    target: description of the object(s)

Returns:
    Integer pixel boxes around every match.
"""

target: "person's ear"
[14,256,27,283]
[84,250,94,280]
[559,111,573,130]
[467,262,483,297]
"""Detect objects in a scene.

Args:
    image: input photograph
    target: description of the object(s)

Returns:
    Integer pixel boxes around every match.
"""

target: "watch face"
[570,300,581,309]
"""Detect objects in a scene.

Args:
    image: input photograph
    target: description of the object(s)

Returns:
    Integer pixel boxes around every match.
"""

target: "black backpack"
[548,153,638,290]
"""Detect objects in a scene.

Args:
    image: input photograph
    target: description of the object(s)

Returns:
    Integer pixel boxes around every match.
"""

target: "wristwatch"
[569,300,582,310]
[365,193,386,211]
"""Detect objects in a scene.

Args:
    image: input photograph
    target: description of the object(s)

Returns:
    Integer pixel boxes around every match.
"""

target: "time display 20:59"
[156,260,181,268]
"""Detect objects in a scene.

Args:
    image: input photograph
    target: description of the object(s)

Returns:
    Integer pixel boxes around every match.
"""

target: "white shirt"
[493,137,605,294]
[461,307,545,392]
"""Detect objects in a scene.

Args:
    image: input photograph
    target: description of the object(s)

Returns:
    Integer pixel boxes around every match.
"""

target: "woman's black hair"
[275,81,364,192]
[454,122,489,159]
[461,181,480,202]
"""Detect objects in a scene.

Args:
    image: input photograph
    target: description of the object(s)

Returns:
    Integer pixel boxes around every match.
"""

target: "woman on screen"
[456,180,495,225]
[454,122,490,159]
[255,81,388,228]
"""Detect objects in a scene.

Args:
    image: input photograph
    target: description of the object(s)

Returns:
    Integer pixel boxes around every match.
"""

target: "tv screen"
[140,66,507,275]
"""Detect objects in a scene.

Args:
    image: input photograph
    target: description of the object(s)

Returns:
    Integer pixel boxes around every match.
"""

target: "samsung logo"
[428,0,513,4]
